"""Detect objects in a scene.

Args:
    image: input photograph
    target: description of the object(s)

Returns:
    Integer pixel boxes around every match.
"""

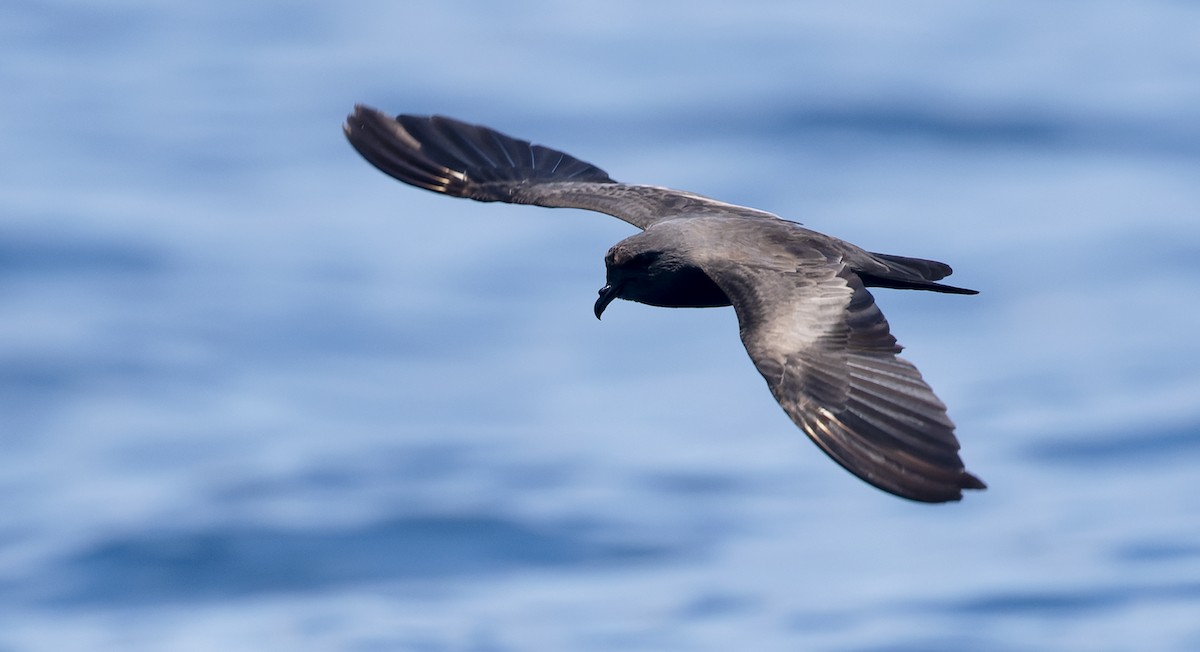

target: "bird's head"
[594,241,669,319]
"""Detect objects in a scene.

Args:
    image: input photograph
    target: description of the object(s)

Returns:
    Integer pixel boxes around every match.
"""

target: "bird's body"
[344,105,985,503]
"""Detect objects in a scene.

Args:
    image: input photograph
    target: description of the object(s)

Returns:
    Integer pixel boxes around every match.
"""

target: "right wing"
[343,105,779,230]
[700,252,985,502]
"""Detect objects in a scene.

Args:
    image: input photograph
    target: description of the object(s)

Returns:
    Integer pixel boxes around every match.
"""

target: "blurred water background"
[3,1,1199,650]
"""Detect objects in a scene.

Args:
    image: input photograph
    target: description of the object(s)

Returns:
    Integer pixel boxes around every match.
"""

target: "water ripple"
[42,514,672,605]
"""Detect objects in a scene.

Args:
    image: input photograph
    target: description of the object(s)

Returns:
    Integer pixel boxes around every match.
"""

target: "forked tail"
[860,252,979,295]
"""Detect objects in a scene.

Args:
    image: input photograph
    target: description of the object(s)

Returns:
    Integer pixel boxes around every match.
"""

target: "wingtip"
[343,104,364,138]
[903,475,986,503]
[961,470,987,491]
[350,103,380,118]
[344,103,382,134]
[925,470,984,502]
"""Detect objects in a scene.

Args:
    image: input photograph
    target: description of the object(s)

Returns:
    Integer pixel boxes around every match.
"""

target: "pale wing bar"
[706,259,985,502]
[343,105,780,229]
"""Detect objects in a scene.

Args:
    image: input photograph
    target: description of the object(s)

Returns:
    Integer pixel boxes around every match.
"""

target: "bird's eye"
[607,247,654,267]
[630,251,661,267]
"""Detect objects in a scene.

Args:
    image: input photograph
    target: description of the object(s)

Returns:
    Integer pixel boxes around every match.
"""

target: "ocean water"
[2,1,1199,650]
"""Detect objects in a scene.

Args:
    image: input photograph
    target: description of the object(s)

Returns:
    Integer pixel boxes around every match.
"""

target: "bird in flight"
[343,105,985,503]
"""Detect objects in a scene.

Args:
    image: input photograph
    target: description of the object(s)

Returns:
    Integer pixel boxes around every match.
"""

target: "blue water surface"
[2,1,1199,650]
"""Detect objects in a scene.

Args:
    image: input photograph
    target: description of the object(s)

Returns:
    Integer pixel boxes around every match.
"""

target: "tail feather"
[871,252,954,281]
[862,252,979,295]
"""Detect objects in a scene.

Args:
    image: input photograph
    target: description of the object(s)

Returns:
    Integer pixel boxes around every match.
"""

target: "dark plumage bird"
[343,105,985,503]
